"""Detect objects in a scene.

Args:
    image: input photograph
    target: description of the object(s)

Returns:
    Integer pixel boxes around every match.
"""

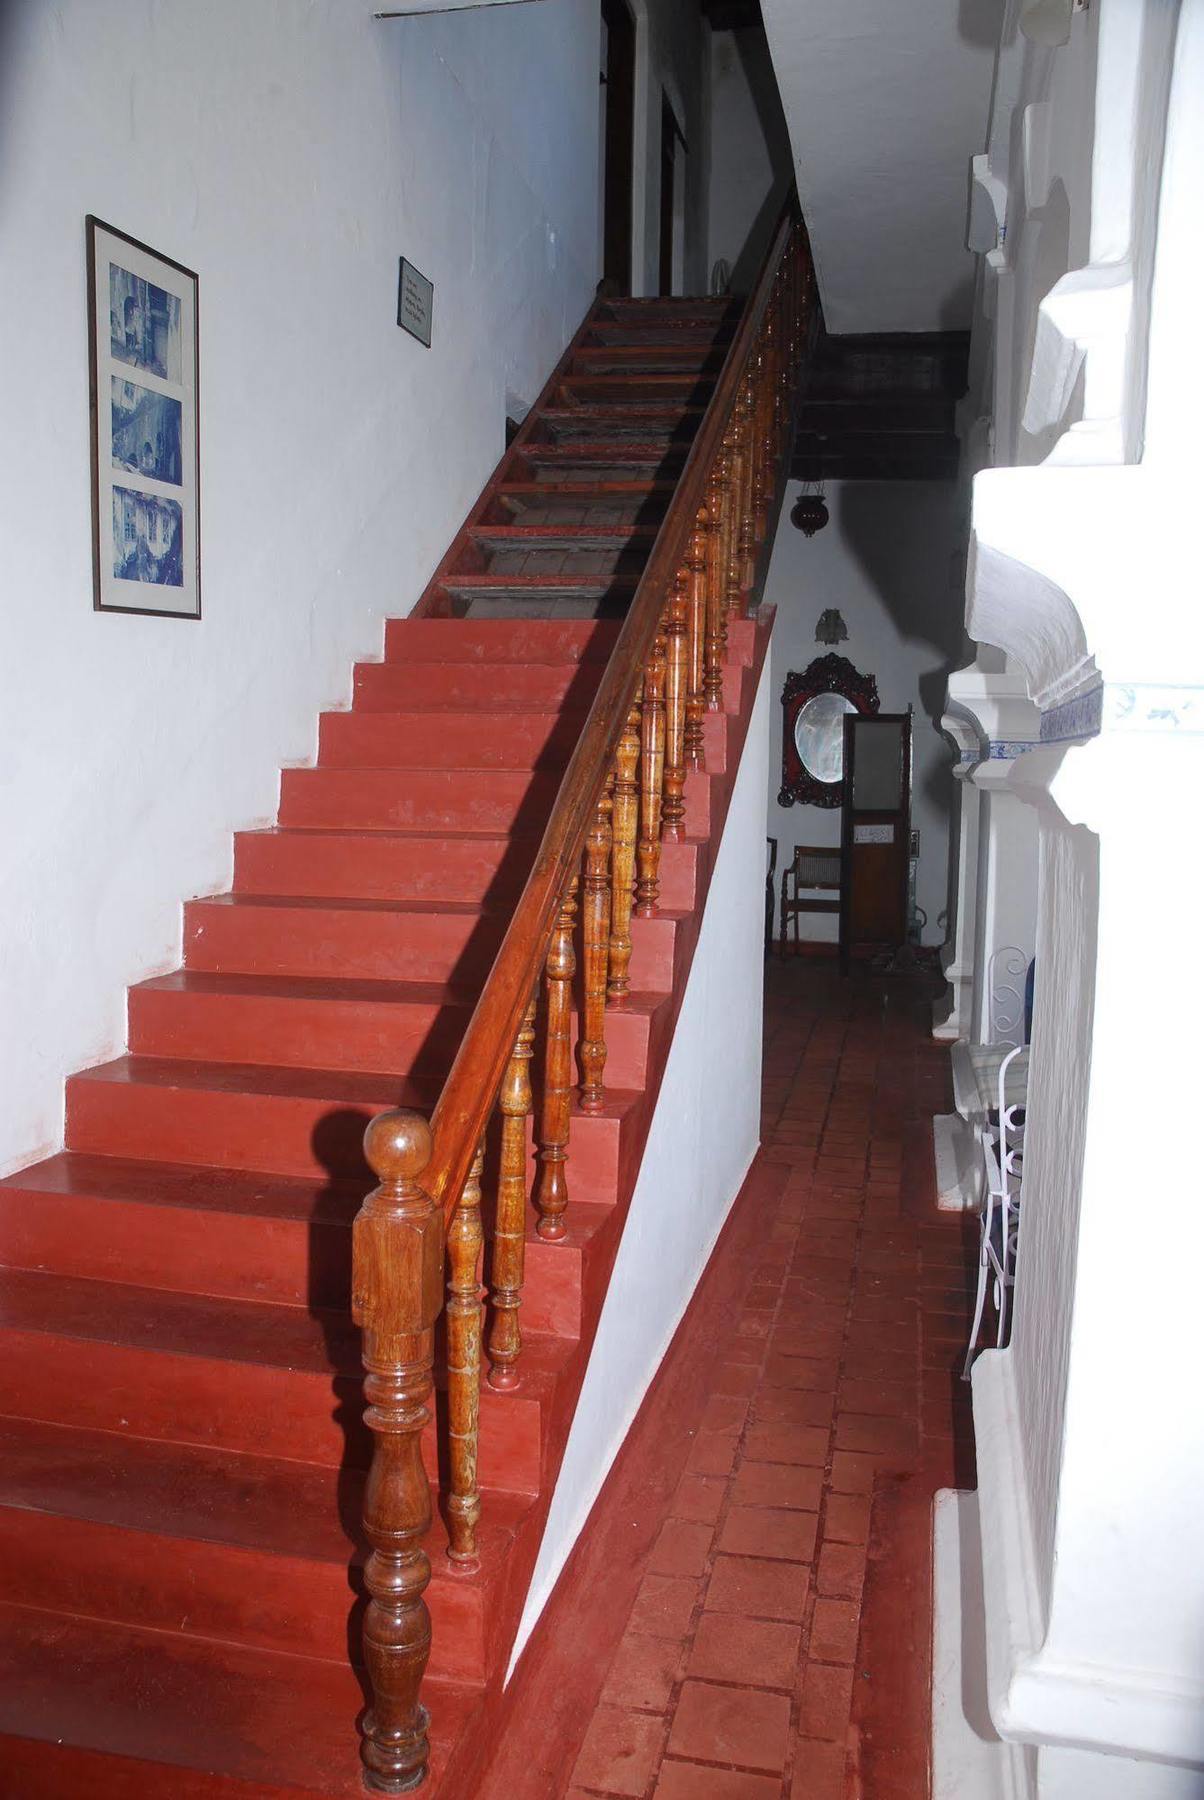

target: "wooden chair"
[779,844,841,956]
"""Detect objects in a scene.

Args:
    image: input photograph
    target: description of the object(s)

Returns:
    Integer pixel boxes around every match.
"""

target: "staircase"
[0,250,805,1797]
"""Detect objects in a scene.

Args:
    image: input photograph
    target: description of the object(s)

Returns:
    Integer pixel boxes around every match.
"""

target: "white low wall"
[509,656,770,1670]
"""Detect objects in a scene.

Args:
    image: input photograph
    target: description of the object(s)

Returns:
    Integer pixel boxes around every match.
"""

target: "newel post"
[353,1110,444,1795]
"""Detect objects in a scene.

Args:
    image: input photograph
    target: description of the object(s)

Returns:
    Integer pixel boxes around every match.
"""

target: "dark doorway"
[600,0,636,294]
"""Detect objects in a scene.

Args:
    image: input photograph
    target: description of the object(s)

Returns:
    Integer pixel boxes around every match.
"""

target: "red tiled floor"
[496,961,977,1800]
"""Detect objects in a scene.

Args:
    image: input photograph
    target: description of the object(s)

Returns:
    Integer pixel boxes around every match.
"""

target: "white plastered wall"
[0,0,712,1177]
[706,25,792,293]
[764,481,969,947]
[509,656,769,1669]
[760,0,999,332]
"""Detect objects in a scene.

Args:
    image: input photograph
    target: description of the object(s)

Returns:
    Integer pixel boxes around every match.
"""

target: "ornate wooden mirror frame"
[779,653,880,809]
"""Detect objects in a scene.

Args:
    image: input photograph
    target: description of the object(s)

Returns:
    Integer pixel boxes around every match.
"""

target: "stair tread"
[0,1416,532,1572]
[136,970,482,1008]
[379,617,621,663]
[0,1265,576,1389]
[0,1600,480,1794]
[467,522,657,543]
[190,892,507,920]
[497,479,676,498]
[2,1150,617,1247]
[71,1052,444,1107]
[440,571,638,590]
[135,967,667,1016]
[0,1151,364,1220]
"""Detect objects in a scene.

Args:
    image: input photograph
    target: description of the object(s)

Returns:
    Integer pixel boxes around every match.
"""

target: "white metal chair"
[963,1041,1025,1378]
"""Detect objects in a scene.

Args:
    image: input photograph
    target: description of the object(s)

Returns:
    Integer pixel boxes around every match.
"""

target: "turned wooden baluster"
[684,504,709,771]
[661,574,689,843]
[635,628,668,917]
[353,1110,444,1795]
[534,876,578,1242]
[707,450,733,706]
[579,779,613,1112]
[723,397,749,622]
[487,995,537,1391]
[735,373,758,600]
[607,688,642,1002]
[445,1136,484,1571]
[756,310,777,531]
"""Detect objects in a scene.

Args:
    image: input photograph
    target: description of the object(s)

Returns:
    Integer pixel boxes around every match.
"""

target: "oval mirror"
[794,692,856,785]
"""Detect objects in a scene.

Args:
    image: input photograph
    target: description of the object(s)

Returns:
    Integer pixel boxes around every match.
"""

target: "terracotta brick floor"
[558,958,978,1800]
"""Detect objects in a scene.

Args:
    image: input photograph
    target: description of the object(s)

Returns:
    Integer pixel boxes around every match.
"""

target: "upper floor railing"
[351,199,814,1792]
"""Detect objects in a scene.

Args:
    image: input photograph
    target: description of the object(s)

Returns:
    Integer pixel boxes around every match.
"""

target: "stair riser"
[318,710,581,771]
[628,913,678,992]
[185,901,505,986]
[0,1186,584,1333]
[233,830,698,910]
[354,662,602,711]
[278,768,557,835]
[67,1079,628,1197]
[0,1511,489,1680]
[382,618,619,664]
[570,352,725,377]
[127,990,653,1086]
[556,378,711,405]
[0,1331,543,1490]
[234,831,529,906]
[189,904,681,999]
[0,1187,353,1308]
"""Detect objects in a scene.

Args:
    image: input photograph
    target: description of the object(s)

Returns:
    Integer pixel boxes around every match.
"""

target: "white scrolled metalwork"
[988,944,1028,1047]
[963,1042,1026,1379]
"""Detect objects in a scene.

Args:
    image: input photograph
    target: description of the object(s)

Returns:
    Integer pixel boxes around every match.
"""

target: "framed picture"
[86,217,200,618]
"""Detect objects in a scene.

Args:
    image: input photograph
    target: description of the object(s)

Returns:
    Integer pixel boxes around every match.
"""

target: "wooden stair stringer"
[430,607,774,1798]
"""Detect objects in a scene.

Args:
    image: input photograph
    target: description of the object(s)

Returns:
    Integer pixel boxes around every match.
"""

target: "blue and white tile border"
[965,679,1203,763]
[1102,682,1204,736]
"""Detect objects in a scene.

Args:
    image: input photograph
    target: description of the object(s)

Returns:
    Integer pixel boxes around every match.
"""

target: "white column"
[945,660,1041,1044]
[932,711,983,1042]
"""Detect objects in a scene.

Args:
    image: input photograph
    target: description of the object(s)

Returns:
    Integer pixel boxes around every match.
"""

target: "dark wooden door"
[601,0,635,294]
[838,711,912,972]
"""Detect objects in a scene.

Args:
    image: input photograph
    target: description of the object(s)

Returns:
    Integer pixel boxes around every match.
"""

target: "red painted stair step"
[382,615,621,663]
[65,1055,640,1193]
[318,707,585,771]
[278,765,559,833]
[0,1151,610,1334]
[0,1601,481,1796]
[0,1267,558,1487]
[185,893,508,986]
[0,1418,531,1679]
[233,827,539,905]
[126,970,661,1086]
[352,657,605,710]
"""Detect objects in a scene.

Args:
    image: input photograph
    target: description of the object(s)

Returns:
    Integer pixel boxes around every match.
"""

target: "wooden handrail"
[426,200,798,1215]
[351,193,812,1792]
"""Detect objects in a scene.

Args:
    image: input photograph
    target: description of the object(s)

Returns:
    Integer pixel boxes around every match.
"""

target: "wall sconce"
[815,609,848,646]
[1019,0,1087,47]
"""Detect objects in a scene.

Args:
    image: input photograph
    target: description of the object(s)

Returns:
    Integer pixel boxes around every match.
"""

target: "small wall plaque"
[397,258,433,347]
[853,824,894,845]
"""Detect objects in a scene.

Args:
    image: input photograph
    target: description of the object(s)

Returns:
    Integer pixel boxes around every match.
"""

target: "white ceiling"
[761,0,1003,334]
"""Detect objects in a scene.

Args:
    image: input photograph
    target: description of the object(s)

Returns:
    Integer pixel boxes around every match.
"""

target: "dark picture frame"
[779,653,880,809]
[87,216,201,619]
